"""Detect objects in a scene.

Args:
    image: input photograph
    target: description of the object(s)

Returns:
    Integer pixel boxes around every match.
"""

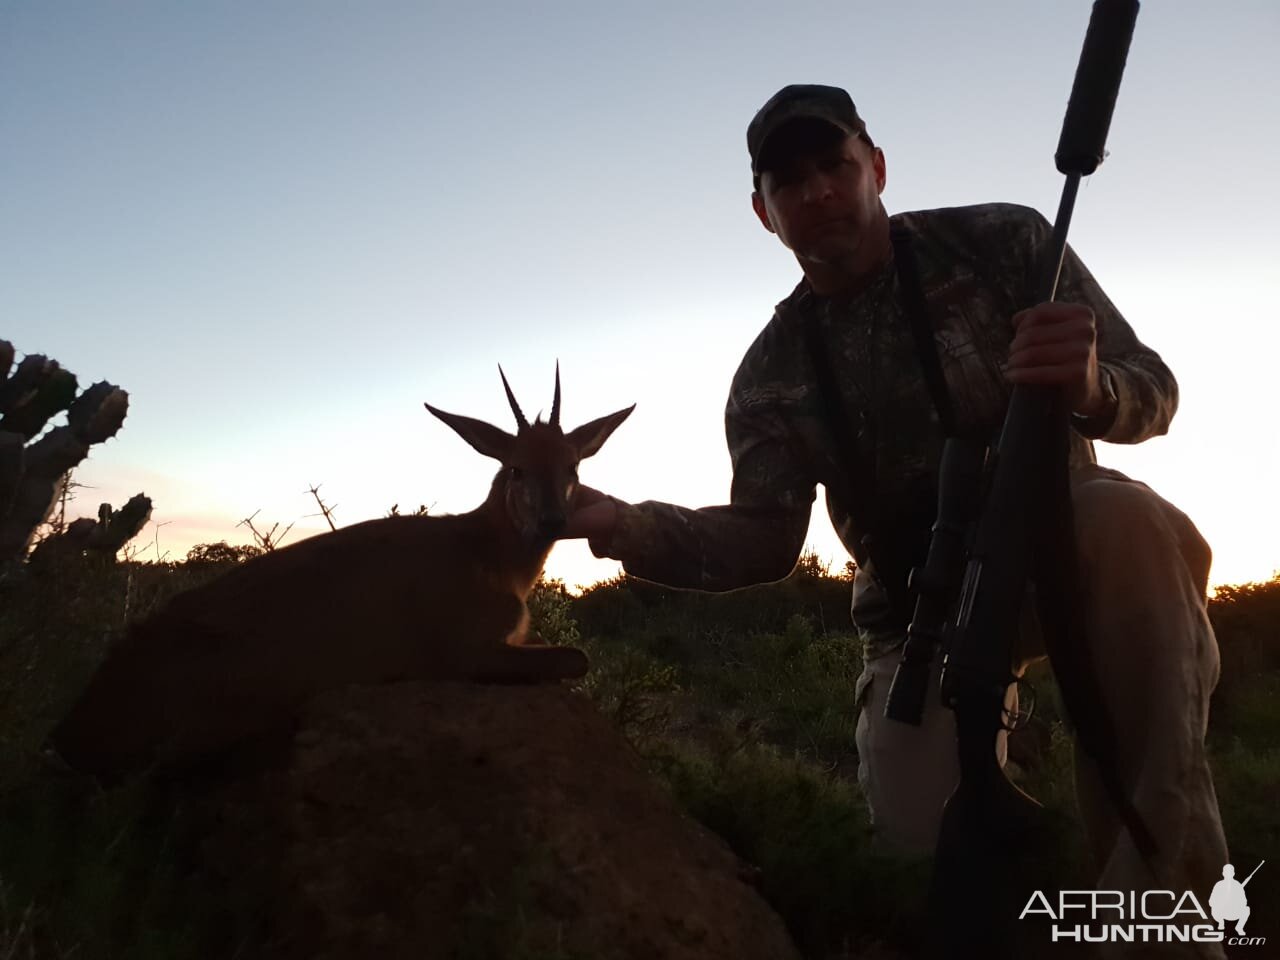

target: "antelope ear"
[425,403,516,462]
[566,404,635,460]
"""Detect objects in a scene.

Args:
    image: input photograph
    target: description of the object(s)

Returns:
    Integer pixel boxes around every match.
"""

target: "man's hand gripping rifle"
[882,1,1156,953]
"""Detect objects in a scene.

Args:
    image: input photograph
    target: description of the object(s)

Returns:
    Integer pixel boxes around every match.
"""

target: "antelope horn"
[498,364,529,431]
[550,360,561,428]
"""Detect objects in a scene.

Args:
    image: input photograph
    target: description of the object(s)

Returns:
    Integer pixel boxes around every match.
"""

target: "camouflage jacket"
[594,203,1178,658]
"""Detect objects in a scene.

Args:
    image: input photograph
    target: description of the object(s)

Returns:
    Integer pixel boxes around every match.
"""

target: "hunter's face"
[752,125,886,271]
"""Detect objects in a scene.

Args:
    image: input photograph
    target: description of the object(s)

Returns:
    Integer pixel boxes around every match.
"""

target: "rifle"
[882,1,1152,954]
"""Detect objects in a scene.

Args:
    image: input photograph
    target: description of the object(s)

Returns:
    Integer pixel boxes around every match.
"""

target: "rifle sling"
[800,225,955,620]
[1033,405,1159,862]
[890,225,957,438]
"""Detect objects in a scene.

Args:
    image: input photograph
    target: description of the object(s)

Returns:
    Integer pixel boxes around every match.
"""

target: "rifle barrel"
[1242,860,1265,887]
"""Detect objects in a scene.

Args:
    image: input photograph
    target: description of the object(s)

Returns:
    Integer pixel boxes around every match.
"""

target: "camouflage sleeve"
[589,348,815,591]
[1023,207,1179,443]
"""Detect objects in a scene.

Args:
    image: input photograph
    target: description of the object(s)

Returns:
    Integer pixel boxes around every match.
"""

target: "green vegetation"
[0,545,266,959]
[0,548,1277,958]
[557,559,1280,957]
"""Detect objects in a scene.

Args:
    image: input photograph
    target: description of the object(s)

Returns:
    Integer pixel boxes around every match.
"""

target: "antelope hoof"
[555,646,590,680]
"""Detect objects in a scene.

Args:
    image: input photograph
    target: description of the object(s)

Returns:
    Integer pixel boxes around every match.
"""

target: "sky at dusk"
[2,1,1277,592]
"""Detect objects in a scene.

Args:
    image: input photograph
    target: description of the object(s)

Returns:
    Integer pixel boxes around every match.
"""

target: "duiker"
[53,366,633,779]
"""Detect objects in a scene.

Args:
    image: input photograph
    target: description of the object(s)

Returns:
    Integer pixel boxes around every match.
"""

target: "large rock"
[185,681,802,960]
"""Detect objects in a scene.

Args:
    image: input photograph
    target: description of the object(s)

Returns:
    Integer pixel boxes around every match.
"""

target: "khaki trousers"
[854,464,1229,958]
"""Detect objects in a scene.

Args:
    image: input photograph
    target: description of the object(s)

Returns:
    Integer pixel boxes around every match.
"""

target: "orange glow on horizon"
[58,506,1276,602]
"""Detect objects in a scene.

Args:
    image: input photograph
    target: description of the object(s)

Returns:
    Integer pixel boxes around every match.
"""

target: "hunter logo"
[1019,861,1267,948]
[1210,861,1264,940]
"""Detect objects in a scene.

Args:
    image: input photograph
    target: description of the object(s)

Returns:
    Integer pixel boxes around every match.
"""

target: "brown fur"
[52,374,632,779]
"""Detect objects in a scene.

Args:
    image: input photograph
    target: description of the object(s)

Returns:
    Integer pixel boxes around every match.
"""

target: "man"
[563,84,1226,917]
[1208,864,1251,937]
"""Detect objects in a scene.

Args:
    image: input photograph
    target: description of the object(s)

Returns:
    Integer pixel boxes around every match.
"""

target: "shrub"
[647,738,928,957]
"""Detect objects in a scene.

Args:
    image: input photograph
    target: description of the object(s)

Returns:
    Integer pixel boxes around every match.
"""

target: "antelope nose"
[538,512,567,539]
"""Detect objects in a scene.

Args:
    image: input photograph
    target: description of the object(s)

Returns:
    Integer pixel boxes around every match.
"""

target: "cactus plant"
[30,493,154,564]
[0,339,141,565]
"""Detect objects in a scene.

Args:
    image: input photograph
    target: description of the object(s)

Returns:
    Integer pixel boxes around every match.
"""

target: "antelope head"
[425,363,633,544]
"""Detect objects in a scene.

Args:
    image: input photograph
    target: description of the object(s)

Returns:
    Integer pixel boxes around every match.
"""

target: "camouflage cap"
[747,84,871,181]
